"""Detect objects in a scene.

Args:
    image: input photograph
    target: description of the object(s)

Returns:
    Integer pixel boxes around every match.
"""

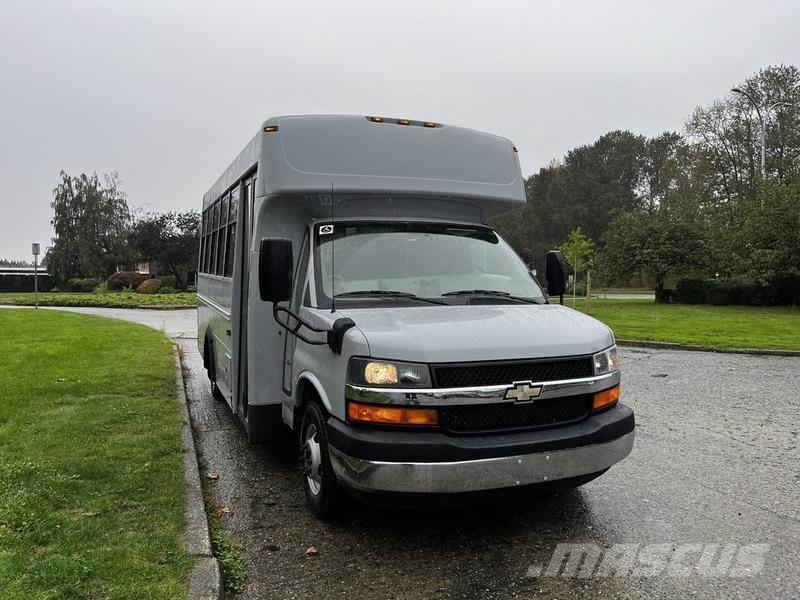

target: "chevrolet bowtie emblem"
[504,381,543,403]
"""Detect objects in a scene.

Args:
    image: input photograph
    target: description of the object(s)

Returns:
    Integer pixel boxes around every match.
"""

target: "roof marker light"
[423,121,436,128]
[369,115,384,123]
[398,119,410,125]
[263,125,279,132]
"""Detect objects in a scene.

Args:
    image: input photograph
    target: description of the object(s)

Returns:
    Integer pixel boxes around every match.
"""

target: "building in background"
[0,266,52,292]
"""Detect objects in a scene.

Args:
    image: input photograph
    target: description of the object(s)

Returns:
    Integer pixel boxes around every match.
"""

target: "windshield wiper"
[441,289,541,304]
[335,290,448,305]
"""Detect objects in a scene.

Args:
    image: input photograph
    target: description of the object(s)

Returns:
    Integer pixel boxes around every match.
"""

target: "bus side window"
[224,188,239,277]
[210,202,219,274]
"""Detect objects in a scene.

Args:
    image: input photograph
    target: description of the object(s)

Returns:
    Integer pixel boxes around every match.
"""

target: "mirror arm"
[272,305,355,354]
[273,304,327,346]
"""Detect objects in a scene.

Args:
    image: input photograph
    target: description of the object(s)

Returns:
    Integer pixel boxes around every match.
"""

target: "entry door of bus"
[235,175,255,415]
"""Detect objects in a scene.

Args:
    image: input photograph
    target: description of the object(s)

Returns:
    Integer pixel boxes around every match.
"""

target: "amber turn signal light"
[347,401,438,426]
[593,384,620,411]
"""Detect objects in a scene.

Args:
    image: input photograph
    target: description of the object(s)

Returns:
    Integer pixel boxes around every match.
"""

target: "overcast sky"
[1,0,799,260]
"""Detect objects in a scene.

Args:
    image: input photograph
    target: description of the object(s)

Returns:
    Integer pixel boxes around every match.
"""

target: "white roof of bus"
[202,115,525,218]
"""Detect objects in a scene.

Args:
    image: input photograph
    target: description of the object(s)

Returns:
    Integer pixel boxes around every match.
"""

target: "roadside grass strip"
[582,299,800,351]
[0,310,192,599]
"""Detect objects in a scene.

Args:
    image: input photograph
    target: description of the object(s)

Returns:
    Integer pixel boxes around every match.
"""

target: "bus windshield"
[313,221,545,306]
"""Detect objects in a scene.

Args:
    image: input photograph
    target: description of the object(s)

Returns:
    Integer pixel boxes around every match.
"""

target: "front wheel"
[300,402,340,519]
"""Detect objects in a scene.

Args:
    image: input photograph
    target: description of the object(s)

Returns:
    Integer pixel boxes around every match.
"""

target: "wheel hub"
[303,424,323,496]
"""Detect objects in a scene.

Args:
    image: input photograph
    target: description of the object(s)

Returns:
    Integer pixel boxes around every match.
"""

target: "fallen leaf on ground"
[206,472,220,480]
[212,505,230,518]
[305,546,319,557]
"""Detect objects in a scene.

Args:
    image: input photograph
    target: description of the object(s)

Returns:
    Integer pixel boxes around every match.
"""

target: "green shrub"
[656,288,674,304]
[67,278,98,293]
[705,282,732,305]
[187,285,197,292]
[675,278,709,304]
[158,286,177,294]
[158,275,177,289]
[136,279,162,294]
[566,282,587,296]
[108,271,147,291]
[768,274,800,306]
[676,277,800,306]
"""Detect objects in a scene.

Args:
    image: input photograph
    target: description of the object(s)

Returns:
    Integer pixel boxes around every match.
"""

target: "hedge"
[674,275,800,306]
[66,278,98,293]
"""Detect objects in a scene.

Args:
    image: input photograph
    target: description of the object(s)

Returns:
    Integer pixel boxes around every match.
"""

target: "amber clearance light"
[347,401,438,426]
[593,384,620,411]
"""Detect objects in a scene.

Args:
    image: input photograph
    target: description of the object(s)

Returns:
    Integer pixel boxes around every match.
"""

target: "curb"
[175,351,223,600]
[617,339,800,357]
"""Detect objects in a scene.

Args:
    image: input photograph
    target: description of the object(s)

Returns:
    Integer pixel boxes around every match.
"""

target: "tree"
[493,64,800,302]
[686,64,800,201]
[0,259,34,267]
[599,199,707,302]
[557,227,595,283]
[128,211,200,290]
[493,130,652,275]
[46,171,131,283]
[728,173,800,283]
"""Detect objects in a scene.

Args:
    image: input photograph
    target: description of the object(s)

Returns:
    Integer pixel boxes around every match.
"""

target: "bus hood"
[335,304,614,363]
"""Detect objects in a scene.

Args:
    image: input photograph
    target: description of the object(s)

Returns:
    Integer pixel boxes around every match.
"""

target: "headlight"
[347,357,432,387]
[593,345,620,375]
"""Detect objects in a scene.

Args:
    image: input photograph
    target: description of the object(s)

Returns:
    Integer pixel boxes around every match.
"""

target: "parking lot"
[35,308,798,598]
[173,321,800,599]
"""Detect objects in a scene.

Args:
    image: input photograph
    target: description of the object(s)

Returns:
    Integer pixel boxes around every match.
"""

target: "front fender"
[295,371,333,414]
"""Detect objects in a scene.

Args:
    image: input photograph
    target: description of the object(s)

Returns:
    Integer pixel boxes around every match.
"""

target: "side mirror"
[545,250,567,298]
[259,238,293,303]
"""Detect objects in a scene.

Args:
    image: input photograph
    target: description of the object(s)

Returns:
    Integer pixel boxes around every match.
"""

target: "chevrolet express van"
[198,115,634,518]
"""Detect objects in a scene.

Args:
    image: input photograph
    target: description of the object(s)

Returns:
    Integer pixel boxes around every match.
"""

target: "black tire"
[299,401,340,519]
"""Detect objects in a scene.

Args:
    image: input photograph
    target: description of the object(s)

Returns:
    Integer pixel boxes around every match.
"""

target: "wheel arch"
[294,372,332,431]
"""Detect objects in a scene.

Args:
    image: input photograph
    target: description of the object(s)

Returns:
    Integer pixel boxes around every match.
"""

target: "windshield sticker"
[319,224,334,235]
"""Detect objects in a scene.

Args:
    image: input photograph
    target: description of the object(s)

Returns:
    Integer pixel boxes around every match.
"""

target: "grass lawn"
[0,291,197,309]
[580,299,800,351]
[0,310,192,598]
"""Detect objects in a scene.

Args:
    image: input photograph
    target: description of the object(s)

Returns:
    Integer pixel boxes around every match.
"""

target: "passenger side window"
[224,188,239,277]
[199,179,249,276]
[216,196,228,275]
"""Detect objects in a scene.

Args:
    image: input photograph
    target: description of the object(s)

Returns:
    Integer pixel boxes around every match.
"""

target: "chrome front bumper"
[329,430,635,494]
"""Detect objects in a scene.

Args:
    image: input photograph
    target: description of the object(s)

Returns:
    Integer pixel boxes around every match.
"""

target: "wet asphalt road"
[35,307,800,598]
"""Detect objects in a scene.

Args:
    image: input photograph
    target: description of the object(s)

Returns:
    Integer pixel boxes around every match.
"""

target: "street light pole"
[731,88,794,178]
